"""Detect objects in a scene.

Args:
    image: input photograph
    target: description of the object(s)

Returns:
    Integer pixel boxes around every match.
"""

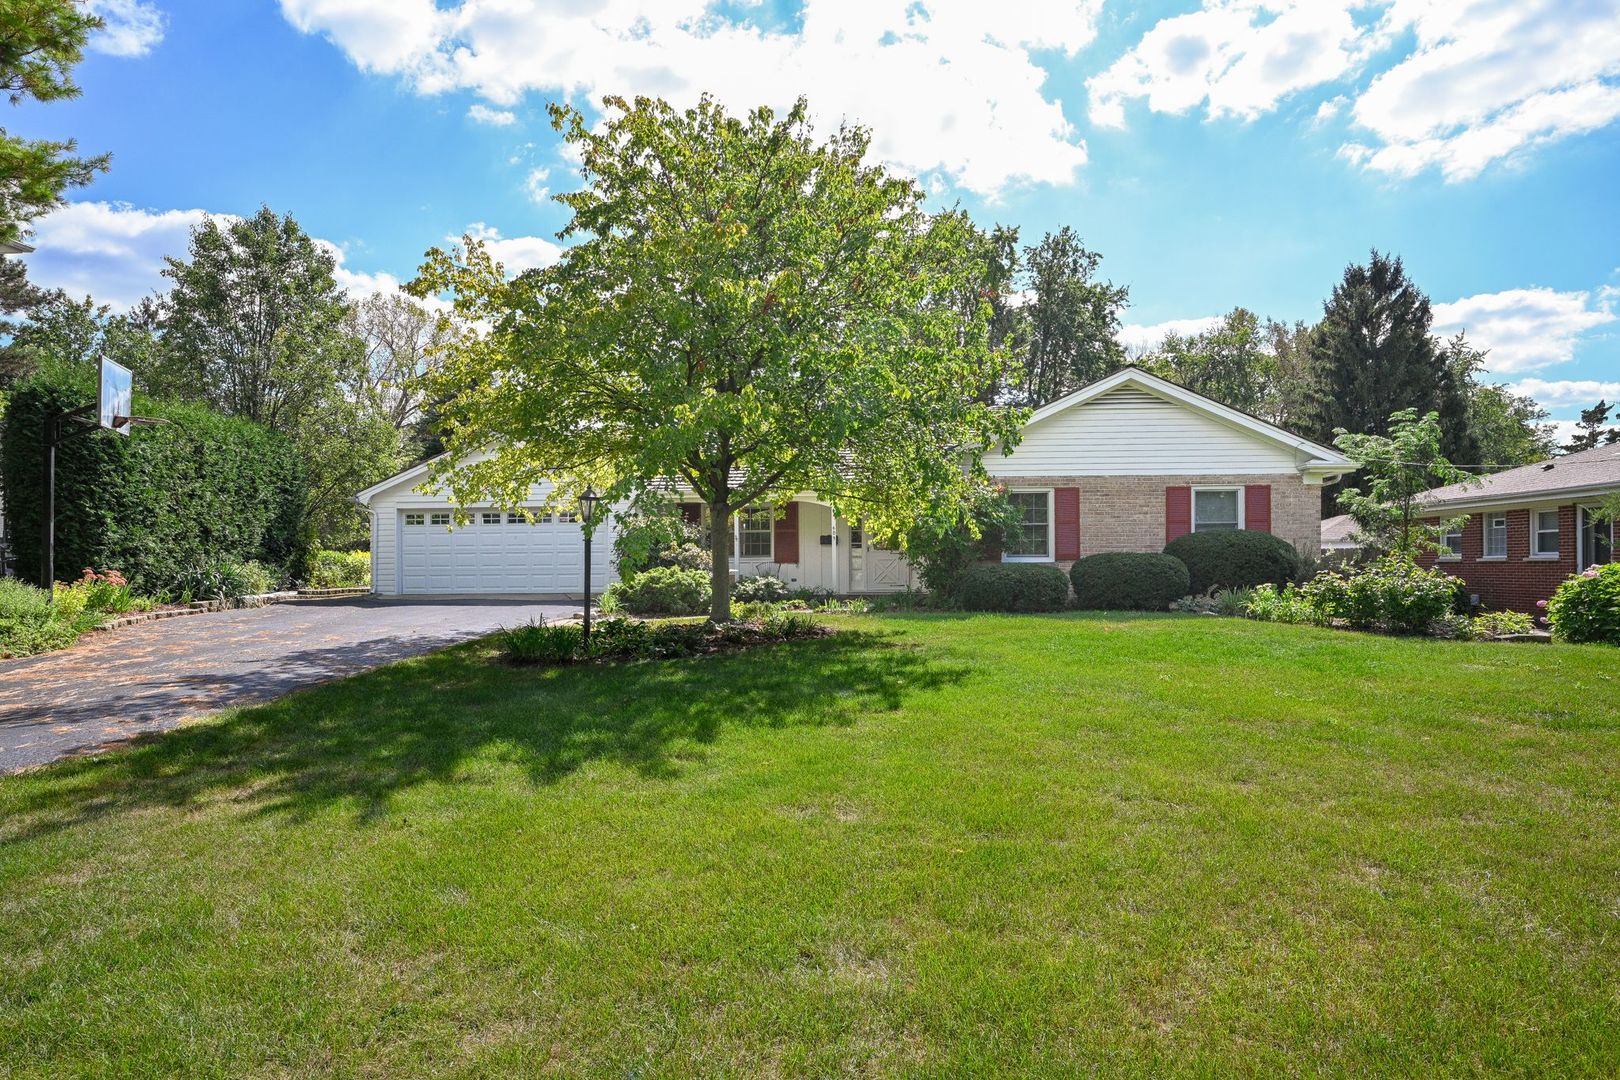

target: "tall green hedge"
[0,363,307,590]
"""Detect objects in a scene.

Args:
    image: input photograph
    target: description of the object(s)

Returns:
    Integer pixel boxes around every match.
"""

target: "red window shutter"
[1245,485,1272,533]
[681,502,702,526]
[1054,487,1080,561]
[774,502,800,564]
[1165,486,1192,544]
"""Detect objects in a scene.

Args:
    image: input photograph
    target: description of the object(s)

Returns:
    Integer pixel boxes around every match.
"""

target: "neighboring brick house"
[1415,443,1620,613]
[356,367,1356,597]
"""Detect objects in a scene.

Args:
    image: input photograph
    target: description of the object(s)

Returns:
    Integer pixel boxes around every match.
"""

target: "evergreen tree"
[1301,251,1472,463]
[1563,401,1615,453]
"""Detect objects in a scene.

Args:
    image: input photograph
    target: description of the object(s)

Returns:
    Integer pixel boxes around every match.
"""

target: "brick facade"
[995,473,1323,569]
[1416,505,1580,613]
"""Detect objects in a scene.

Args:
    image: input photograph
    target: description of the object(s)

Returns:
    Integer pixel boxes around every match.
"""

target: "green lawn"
[3,615,1619,1077]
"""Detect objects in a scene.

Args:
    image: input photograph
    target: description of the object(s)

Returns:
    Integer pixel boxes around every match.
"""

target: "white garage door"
[397,508,613,595]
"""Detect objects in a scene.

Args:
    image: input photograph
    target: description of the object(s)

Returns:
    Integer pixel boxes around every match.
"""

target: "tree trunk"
[708,499,732,622]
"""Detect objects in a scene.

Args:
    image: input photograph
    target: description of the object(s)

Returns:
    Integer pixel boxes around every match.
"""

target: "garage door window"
[507,512,528,524]
[480,512,501,525]
[404,512,425,526]
[430,512,451,527]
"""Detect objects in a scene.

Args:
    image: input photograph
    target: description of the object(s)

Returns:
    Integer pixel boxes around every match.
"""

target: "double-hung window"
[1483,513,1508,558]
[1440,526,1463,558]
[1192,488,1242,532]
[1532,510,1560,558]
[738,507,773,559]
[1004,491,1051,560]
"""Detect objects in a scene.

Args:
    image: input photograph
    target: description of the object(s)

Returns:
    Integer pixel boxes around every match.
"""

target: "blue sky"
[16,0,1620,437]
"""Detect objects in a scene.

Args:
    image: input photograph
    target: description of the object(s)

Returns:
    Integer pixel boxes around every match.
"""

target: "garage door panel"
[398,509,614,595]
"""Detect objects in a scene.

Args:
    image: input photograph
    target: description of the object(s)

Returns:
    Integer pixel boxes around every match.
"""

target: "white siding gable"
[987,387,1305,477]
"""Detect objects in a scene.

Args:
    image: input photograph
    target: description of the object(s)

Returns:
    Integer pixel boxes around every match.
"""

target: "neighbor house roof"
[1420,443,1620,512]
[1320,514,1359,549]
[0,240,33,255]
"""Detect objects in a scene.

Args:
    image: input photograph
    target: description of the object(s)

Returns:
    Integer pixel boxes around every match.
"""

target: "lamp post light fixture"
[578,486,600,650]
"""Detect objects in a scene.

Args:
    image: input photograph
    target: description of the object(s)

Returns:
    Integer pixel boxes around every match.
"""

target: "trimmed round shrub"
[958,563,1070,612]
[601,566,711,616]
[1547,563,1620,645]
[1070,552,1190,611]
[1163,529,1302,594]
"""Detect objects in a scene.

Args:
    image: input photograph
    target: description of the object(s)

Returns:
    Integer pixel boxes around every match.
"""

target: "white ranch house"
[355,368,1354,598]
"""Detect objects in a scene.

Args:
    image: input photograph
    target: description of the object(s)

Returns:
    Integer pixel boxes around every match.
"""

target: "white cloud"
[1117,315,1223,353]
[277,0,1099,197]
[22,201,207,308]
[467,103,516,126]
[1087,1,1366,128]
[20,200,433,311]
[458,222,561,274]
[1343,0,1620,181]
[1504,378,1620,411]
[86,0,166,58]
[524,167,551,204]
[1431,286,1617,375]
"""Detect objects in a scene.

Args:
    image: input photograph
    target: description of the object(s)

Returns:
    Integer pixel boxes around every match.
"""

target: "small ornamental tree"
[1333,409,1474,558]
[410,95,1023,621]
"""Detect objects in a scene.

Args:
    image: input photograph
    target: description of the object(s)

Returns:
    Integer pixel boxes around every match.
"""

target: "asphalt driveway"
[0,598,579,774]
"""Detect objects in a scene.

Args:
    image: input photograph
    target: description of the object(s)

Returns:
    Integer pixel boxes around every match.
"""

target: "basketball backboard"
[99,357,133,436]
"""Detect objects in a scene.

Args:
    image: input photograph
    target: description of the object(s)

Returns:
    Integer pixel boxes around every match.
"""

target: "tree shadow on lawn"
[2,629,969,840]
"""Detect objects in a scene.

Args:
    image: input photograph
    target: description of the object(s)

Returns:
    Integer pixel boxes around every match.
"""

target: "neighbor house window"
[1579,507,1614,566]
[1532,510,1560,557]
[1192,488,1241,532]
[738,507,773,558]
[404,512,425,526]
[481,512,502,525]
[1440,526,1463,558]
[1004,491,1051,559]
[1483,513,1507,557]
[430,512,451,527]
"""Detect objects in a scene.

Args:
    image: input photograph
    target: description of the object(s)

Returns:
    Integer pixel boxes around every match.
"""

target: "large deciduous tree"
[1138,307,1275,416]
[410,95,1022,621]
[142,207,402,545]
[1005,227,1128,406]
[1301,251,1474,465]
[0,0,109,243]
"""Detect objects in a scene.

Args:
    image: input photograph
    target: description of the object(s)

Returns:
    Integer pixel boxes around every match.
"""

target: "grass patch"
[2,615,1618,1075]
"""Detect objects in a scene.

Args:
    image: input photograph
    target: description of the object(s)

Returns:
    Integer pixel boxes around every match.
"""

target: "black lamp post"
[578,485,600,650]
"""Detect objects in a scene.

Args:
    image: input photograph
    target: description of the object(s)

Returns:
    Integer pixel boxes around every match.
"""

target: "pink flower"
[1536,599,1548,609]
[1583,567,1601,578]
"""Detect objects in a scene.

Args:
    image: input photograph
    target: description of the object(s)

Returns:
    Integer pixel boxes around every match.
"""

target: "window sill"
[1437,555,1461,562]
[1478,555,1507,561]
[1527,555,1561,561]
[1001,556,1054,564]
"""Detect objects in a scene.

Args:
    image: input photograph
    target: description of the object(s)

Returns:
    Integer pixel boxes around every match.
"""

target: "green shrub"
[1070,553,1189,611]
[170,558,258,603]
[1163,529,1302,595]
[958,563,1071,612]
[0,361,308,593]
[499,618,585,664]
[236,560,279,595]
[1299,557,1460,634]
[601,566,711,616]
[732,575,791,603]
[761,611,819,639]
[1547,564,1620,645]
[1472,610,1535,638]
[611,495,712,578]
[308,549,371,589]
[0,578,86,658]
[1242,583,1323,625]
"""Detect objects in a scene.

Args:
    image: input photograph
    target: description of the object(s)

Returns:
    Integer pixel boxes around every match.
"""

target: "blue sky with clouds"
[16,0,1620,437]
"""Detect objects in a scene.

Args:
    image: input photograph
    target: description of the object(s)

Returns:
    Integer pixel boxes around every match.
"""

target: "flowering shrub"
[1546,564,1620,646]
[600,566,711,615]
[1241,583,1323,625]
[1297,557,1460,634]
[55,568,134,619]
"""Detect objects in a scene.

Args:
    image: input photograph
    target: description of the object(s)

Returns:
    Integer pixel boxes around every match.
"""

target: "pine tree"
[1563,401,1614,453]
[1301,251,1474,463]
